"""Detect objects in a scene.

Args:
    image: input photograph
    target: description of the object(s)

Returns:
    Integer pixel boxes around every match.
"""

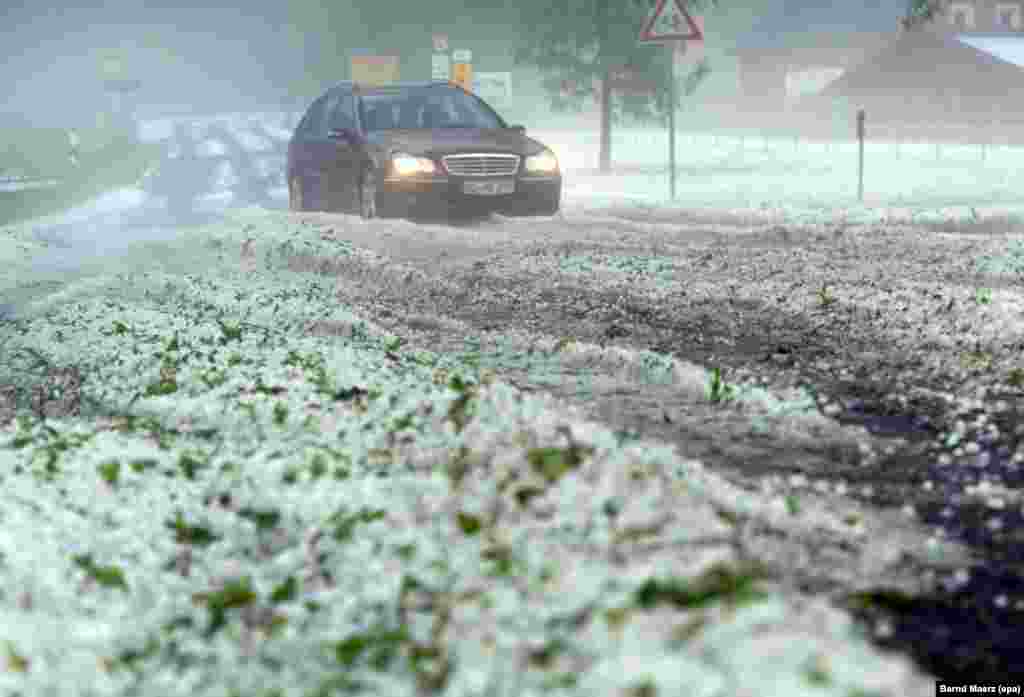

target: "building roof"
[954,34,1024,67]
[802,30,1024,105]
[736,0,902,49]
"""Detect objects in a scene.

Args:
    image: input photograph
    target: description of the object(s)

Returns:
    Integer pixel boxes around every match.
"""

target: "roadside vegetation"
[0,210,947,696]
[0,121,162,226]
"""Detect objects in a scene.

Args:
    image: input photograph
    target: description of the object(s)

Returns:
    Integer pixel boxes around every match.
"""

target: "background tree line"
[285,1,943,119]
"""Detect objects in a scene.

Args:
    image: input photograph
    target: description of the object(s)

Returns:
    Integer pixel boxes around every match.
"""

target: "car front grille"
[441,153,520,177]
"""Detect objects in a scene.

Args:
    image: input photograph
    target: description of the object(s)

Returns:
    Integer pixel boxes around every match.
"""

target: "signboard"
[451,49,472,90]
[432,34,449,52]
[431,53,451,80]
[473,71,511,99]
[635,0,705,201]
[350,51,400,86]
[672,18,705,62]
[607,64,658,94]
[638,0,704,43]
[452,61,473,91]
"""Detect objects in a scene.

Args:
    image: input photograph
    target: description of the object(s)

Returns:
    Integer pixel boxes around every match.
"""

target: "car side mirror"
[508,124,526,134]
[327,127,357,142]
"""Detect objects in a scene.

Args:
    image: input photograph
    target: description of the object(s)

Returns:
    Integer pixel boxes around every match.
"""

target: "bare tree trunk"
[600,69,611,173]
[597,0,611,173]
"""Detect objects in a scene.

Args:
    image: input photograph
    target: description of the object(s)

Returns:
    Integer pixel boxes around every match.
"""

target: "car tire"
[289,176,304,212]
[359,169,377,220]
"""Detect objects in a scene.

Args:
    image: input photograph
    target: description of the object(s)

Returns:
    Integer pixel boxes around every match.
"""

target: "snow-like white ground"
[540,129,1024,213]
[5,108,1022,696]
[0,212,951,697]
[42,110,1024,235]
[11,110,1022,305]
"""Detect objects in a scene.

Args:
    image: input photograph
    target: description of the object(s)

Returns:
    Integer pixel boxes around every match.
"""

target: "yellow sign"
[351,54,400,86]
[98,48,128,79]
[452,62,472,91]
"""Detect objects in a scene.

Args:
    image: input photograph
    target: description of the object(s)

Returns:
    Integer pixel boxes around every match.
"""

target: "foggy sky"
[2,1,919,126]
[4,1,304,126]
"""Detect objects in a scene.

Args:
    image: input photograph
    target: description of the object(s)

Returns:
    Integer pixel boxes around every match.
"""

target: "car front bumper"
[379,173,561,217]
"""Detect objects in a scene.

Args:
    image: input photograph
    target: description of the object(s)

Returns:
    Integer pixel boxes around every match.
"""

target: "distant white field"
[534,127,1024,211]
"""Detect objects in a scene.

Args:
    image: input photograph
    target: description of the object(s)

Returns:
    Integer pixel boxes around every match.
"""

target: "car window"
[435,90,505,128]
[421,93,492,128]
[359,88,505,130]
[322,93,356,135]
[297,97,327,137]
[360,97,407,130]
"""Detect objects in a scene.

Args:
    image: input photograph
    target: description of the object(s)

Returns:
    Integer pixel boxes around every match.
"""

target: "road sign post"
[857,109,865,202]
[432,53,450,80]
[669,46,676,200]
[432,34,450,80]
[638,0,703,200]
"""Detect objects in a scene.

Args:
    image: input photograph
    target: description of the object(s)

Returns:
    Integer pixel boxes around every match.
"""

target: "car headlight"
[524,149,559,174]
[391,152,436,176]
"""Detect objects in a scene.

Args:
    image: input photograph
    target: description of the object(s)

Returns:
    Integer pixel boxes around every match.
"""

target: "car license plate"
[463,180,515,196]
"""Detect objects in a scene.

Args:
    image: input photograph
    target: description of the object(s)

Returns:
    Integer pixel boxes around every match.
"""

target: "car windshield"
[359,88,505,130]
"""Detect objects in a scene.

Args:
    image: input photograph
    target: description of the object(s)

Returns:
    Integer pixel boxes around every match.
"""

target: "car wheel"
[289,176,304,212]
[359,169,377,220]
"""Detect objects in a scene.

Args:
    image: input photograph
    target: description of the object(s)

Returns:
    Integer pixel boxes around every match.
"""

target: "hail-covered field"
[3,198,968,697]
[2,111,1024,695]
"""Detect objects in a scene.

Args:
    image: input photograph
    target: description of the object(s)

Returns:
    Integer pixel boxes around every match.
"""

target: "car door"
[289,96,328,206]
[309,92,360,212]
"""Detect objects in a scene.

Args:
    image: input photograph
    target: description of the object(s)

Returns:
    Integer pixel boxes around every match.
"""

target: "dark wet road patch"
[835,400,936,440]
[840,563,1024,681]
[806,386,1024,682]
[570,307,1024,682]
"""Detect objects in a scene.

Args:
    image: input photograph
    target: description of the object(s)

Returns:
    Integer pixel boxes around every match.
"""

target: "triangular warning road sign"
[639,0,704,42]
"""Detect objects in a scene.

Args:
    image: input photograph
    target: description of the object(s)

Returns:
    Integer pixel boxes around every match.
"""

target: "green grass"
[0,209,952,695]
[1,125,77,179]
[0,124,162,226]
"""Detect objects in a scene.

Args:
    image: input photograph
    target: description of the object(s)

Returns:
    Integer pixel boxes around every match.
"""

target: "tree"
[507,0,947,172]
[285,1,947,172]
[901,0,946,31]
[507,0,723,172]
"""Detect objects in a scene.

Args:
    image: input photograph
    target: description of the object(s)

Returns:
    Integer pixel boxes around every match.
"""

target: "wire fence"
[539,127,1022,170]
[0,175,63,193]
[608,128,1017,163]
[533,112,1024,207]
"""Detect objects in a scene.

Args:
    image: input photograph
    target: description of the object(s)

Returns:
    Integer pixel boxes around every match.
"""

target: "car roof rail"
[325,80,472,100]
[345,80,463,92]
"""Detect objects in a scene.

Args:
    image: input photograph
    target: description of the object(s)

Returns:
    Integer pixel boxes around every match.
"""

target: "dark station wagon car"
[287,80,561,220]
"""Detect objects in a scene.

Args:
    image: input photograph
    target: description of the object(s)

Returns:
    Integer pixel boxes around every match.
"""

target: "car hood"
[364,128,548,157]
